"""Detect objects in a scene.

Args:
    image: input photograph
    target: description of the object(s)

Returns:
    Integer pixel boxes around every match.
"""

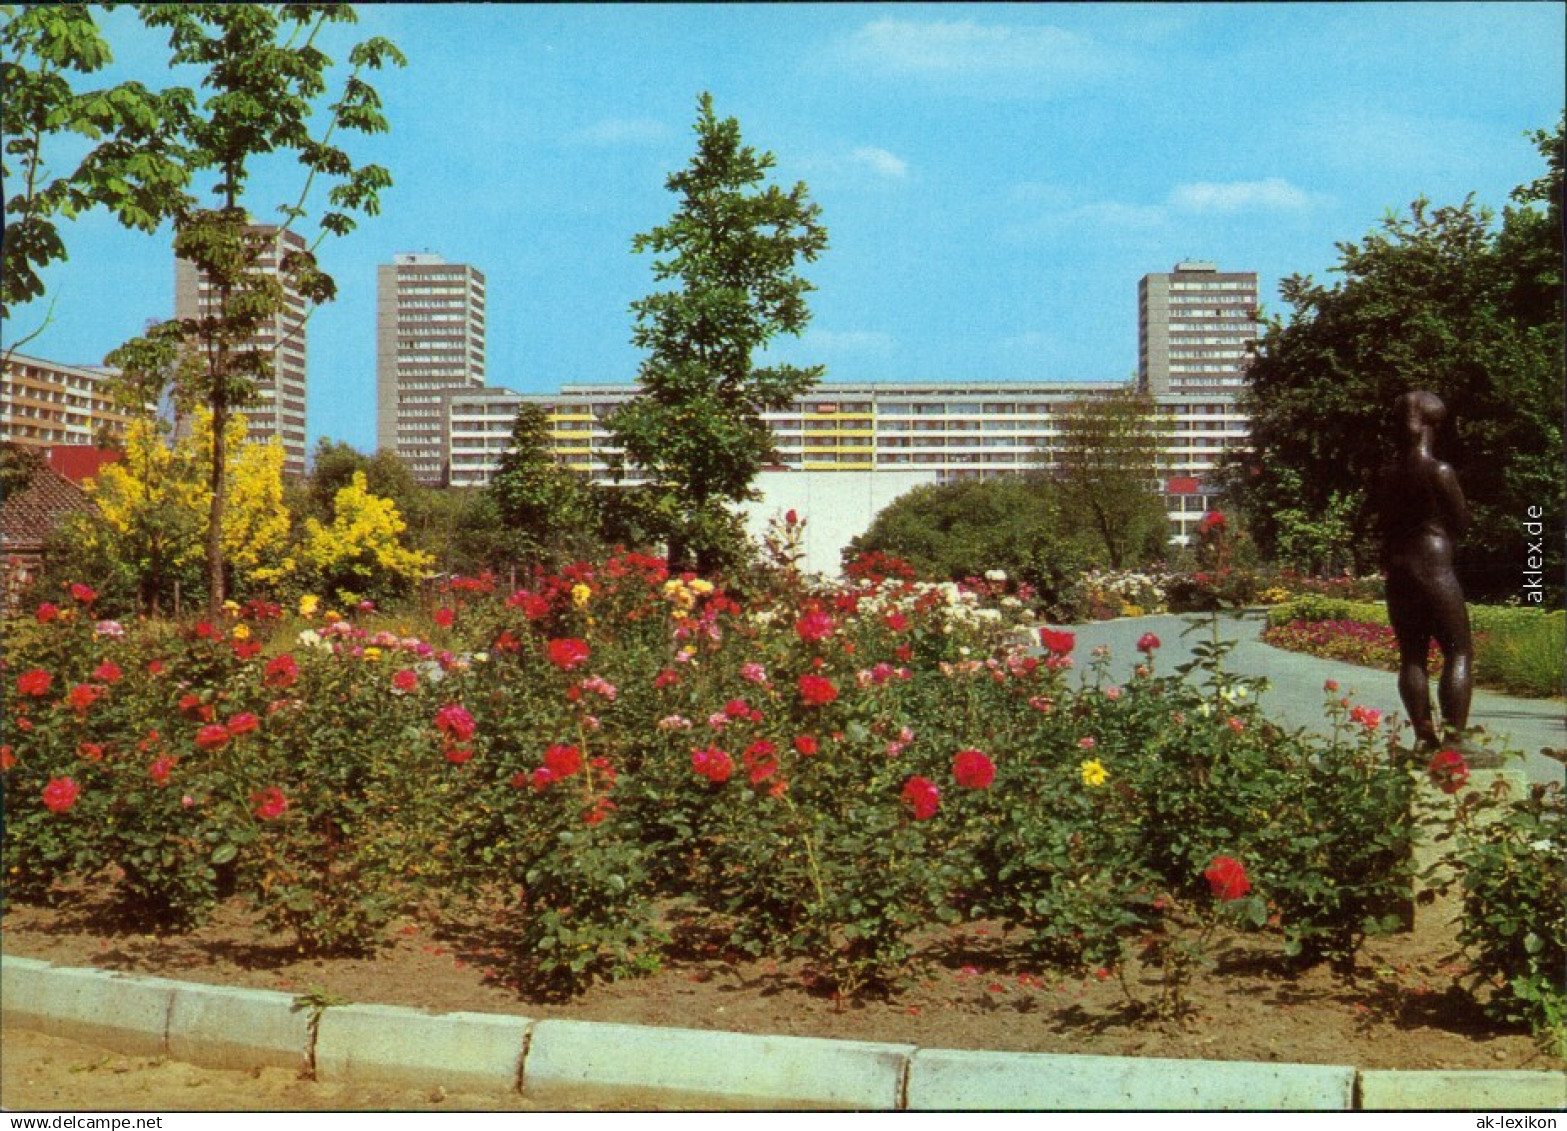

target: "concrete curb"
[906,1047,1356,1111]
[3,955,1563,1110]
[522,1019,913,1109]
[315,1003,533,1094]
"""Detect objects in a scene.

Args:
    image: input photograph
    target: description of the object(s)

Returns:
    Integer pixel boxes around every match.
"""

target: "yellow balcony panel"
[803,460,875,471]
[554,446,592,456]
[550,428,595,438]
[548,412,595,423]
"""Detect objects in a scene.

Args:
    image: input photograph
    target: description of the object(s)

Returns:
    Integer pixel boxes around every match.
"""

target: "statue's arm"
[1434,461,1470,537]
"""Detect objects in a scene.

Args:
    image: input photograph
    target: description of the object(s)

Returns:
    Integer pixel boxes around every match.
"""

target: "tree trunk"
[207,387,227,618]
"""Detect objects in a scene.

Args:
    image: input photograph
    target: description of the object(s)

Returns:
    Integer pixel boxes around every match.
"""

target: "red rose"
[77,742,105,762]
[952,748,996,789]
[1427,749,1470,795]
[723,698,751,719]
[795,609,835,644]
[529,767,556,791]
[434,703,476,743]
[901,775,941,820]
[0,746,15,771]
[226,712,260,737]
[92,661,124,684]
[70,583,96,604]
[16,669,51,697]
[1038,628,1075,655]
[148,755,177,786]
[232,640,262,660]
[1204,855,1251,901]
[445,745,474,765]
[67,683,104,713]
[797,674,838,707]
[148,660,166,676]
[434,606,455,628]
[544,743,583,778]
[178,693,215,722]
[1137,633,1161,654]
[264,653,299,689]
[885,612,909,633]
[1349,705,1383,731]
[35,603,59,624]
[392,668,418,693]
[42,777,80,814]
[743,740,779,784]
[1197,511,1227,535]
[251,786,288,820]
[195,724,231,751]
[793,734,819,757]
[691,744,733,783]
[546,637,590,671]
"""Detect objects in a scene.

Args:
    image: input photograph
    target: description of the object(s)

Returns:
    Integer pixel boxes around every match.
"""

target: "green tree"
[608,92,828,573]
[1,4,189,343]
[486,404,598,569]
[1049,387,1170,570]
[305,440,421,522]
[847,476,1095,608]
[1229,118,1564,601]
[93,5,404,617]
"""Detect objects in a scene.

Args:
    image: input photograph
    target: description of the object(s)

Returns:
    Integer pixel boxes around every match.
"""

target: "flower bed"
[1261,618,1443,674]
[3,561,1562,1050]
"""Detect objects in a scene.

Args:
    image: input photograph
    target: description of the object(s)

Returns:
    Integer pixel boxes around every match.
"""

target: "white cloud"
[1168,177,1316,214]
[806,330,897,355]
[850,146,909,180]
[573,117,670,146]
[843,18,1114,82]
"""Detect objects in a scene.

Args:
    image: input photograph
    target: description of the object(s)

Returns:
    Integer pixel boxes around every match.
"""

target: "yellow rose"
[1080,759,1108,788]
[231,624,251,641]
[571,583,592,608]
[299,594,320,617]
[689,579,714,595]
[363,647,382,662]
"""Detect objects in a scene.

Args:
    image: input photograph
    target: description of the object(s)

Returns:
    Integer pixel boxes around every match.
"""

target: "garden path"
[1036,612,1565,786]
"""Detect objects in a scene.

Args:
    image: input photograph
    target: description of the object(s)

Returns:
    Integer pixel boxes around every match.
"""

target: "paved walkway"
[1038,612,1566,786]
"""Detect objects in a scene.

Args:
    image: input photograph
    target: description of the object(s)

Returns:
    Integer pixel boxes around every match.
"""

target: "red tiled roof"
[48,446,122,484]
[0,468,92,552]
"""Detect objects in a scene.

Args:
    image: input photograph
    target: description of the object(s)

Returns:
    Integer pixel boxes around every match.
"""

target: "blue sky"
[6,2,1563,453]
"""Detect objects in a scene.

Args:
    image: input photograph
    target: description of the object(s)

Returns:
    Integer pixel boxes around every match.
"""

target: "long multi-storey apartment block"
[445,381,1247,543]
[0,352,142,450]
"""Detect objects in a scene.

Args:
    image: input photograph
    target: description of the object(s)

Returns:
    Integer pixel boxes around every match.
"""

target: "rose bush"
[0,559,1546,1037]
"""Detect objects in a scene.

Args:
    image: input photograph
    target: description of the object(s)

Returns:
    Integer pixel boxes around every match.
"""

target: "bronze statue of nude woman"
[1377,390,1474,750]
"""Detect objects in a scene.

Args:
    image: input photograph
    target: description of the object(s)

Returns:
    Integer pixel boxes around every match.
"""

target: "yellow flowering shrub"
[299,471,434,603]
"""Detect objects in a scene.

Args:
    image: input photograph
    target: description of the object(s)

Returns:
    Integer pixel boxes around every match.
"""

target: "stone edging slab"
[3,955,1563,1111]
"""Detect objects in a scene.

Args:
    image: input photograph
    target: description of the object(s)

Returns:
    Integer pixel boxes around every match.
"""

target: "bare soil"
[4,875,1562,1111]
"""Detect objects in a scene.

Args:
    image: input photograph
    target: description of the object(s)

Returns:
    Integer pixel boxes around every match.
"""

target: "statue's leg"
[1387,577,1439,748]
[1430,571,1474,740]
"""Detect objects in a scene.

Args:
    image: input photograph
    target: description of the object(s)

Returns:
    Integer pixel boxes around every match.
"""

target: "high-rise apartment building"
[376,253,487,485]
[0,352,143,450]
[1138,261,1258,396]
[174,224,309,475]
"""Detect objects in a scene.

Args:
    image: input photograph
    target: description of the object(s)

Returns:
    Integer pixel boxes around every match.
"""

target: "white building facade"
[445,381,1246,545]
